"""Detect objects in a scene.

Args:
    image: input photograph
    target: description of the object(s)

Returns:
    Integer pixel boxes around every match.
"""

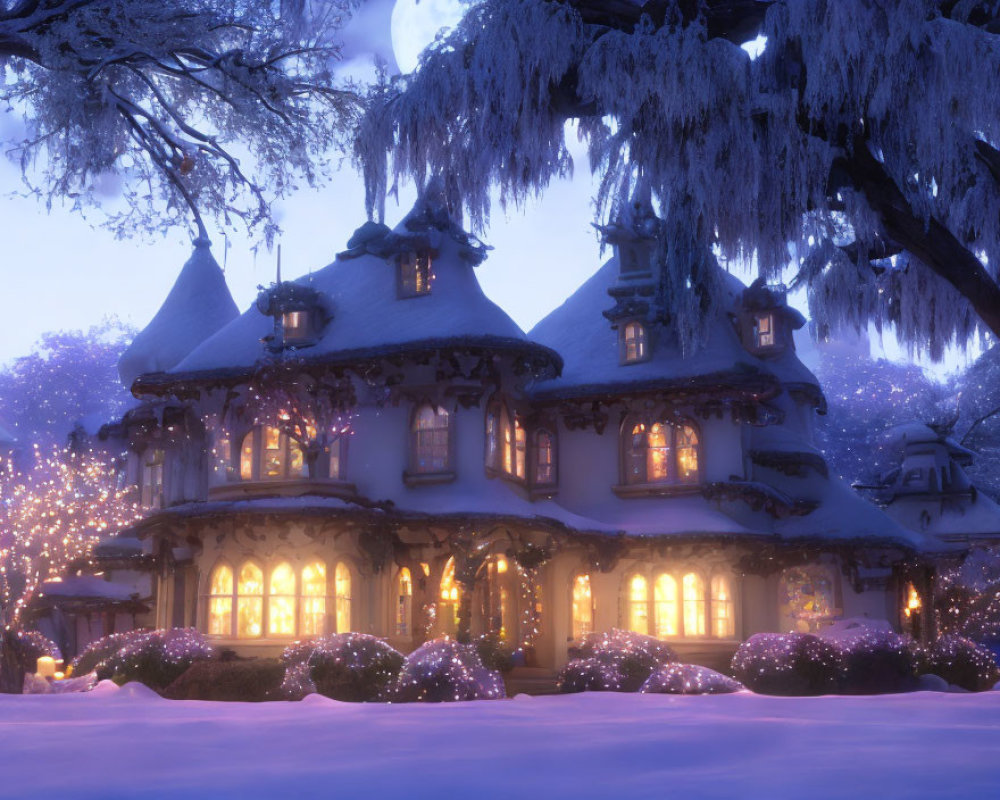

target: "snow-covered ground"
[2,684,999,799]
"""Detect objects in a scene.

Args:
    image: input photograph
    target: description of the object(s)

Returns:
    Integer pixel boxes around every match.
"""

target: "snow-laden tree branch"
[358,0,1000,355]
[0,0,361,242]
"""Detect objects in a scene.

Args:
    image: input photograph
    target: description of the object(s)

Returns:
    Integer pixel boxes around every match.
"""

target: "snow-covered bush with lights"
[288,633,404,702]
[935,546,1000,643]
[640,664,745,695]
[919,635,1000,692]
[556,657,622,693]
[12,630,61,665]
[100,628,214,691]
[474,633,514,674]
[837,628,918,694]
[162,659,286,702]
[731,633,843,696]
[384,638,505,703]
[71,631,148,679]
[559,629,678,693]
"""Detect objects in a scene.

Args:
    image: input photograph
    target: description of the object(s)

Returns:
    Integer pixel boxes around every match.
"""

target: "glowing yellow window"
[300,561,326,637]
[711,575,735,638]
[262,426,284,478]
[654,574,678,638]
[622,321,647,363]
[572,574,594,641]
[237,562,263,638]
[647,423,670,482]
[240,431,255,480]
[682,572,706,637]
[754,313,775,348]
[396,567,413,637]
[628,574,649,635]
[514,418,527,479]
[676,425,699,483]
[502,410,513,474]
[439,556,460,634]
[208,564,233,636]
[268,562,296,636]
[334,562,351,633]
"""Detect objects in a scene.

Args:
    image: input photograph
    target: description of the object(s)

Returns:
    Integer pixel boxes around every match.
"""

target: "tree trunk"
[0,629,26,694]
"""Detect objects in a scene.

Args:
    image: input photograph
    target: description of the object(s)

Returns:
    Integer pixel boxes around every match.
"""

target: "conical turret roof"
[118,237,239,387]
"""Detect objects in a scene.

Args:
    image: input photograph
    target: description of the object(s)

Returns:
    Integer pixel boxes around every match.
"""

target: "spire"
[118,237,240,387]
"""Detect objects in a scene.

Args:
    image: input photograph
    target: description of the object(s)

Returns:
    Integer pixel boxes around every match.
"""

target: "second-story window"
[534,429,556,485]
[140,449,165,509]
[412,404,451,473]
[239,426,308,481]
[399,250,432,297]
[623,419,700,486]
[621,321,648,364]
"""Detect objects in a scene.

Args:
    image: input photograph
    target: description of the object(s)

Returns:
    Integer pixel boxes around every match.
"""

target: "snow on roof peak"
[118,239,240,388]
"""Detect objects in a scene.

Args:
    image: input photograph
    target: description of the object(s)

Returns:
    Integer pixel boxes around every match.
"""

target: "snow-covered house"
[108,190,944,670]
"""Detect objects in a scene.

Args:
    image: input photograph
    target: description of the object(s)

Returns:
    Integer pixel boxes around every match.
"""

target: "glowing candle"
[36,656,56,678]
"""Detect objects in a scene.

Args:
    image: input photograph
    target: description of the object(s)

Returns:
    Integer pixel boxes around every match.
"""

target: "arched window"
[682,572,706,636]
[239,426,308,481]
[654,573,678,638]
[334,562,352,633]
[300,561,327,637]
[621,321,648,364]
[439,556,460,634]
[623,418,701,486]
[572,574,594,641]
[268,562,296,636]
[412,404,450,473]
[237,562,264,638]
[711,575,735,638]
[628,574,649,635]
[534,429,556,485]
[208,563,233,636]
[514,418,527,479]
[396,567,413,637]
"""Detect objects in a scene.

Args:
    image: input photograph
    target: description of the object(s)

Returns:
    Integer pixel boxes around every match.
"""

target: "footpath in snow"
[1,684,998,799]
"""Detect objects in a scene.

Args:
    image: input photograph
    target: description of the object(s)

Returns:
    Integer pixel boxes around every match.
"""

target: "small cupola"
[256,265,330,353]
[737,279,805,357]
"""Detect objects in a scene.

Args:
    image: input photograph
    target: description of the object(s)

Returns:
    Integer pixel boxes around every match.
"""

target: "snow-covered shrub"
[162,659,286,702]
[838,629,917,694]
[640,664,745,695]
[919,635,1000,692]
[71,631,146,679]
[556,658,622,693]
[384,638,505,702]
[101,628,214,691]
[731,633,842,696]
[474,633,515,674]
[574,629,679,692]
[14,630,62,665]
[291,633,403,702]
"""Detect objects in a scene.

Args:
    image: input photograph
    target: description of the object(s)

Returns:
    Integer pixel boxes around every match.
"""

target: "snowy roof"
[886,492,1000,541]
[529,259,818,399]
[163,196,553,380]
[38,576,139,602]
[118,238,240,388]
[881,423,974,462]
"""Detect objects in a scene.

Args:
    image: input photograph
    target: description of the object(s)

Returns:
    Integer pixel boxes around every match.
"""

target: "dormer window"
[282,310,311,343]
[620,321,648,364]
[399,250,432,298]
[753,312,775,349]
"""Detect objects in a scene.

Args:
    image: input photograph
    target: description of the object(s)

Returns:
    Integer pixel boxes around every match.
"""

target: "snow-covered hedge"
[640,664,745,695]
[71,631,147,679]
[384,638,505,702]
[100,628,214,691]
[13,630,62,665]
[287,633,404,702]
[919,635,1000,692]
[731,633,843,696]
[558,629,678,693]
[161,659,286,702]
[838,629,918,694]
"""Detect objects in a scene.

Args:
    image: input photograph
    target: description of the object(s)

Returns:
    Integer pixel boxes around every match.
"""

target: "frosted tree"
[0,319,136,446]
[0,444,140,692]
[0,0,360,242]
[359,0,1000,354]
[956,343,1000,499]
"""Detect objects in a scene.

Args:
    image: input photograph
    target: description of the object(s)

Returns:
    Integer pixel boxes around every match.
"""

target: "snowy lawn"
[2,684,999,799]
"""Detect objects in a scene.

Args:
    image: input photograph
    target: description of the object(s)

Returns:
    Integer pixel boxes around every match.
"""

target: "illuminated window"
[328,436,343,480]
[239,426,308,481]
[485,556,511,641]
[780,565,837,633]
[334,562,352,633]
[502,409,513,474]
[400,250,432,297]
[654,574,678,638]
[628,574,649,635]
[412,405,450,473]
[268,562,296,636]
[572,574,594,641]
[682,572,706,637]
[621,321,648,364]
[208,563,233,636]
[623,419,700,486]
[237,562,264,638]
[300,561,326,637]
[534,429,556,485]
[396,567,413,637]
[439,557,460,634]
[753,313,775,348]
[514,418,527,479]
[282,310,311,343]
[140,449,165,509]
[711,575,735,638]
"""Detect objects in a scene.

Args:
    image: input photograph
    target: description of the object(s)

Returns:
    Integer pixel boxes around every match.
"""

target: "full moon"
[390,0,467,74]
